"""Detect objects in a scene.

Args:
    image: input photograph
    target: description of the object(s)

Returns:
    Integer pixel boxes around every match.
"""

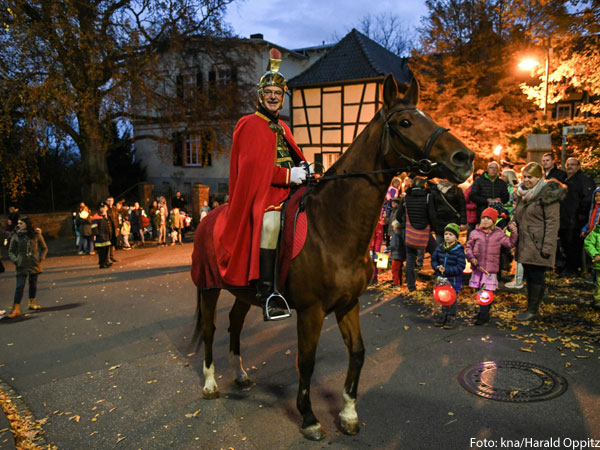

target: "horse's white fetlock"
[203,362,220,399]
[339,391,359,435]
[229,351,251,387]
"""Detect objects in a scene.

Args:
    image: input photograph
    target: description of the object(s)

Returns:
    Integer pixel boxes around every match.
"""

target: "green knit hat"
[444,223,460,238]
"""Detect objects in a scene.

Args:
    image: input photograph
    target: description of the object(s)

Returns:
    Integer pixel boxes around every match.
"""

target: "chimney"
[250,33,264,40]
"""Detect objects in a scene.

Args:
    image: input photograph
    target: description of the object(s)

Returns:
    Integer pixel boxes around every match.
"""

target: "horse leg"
[296,307,326,440]
[335,299,365,435]
[199,288,220,399]
[228,298,252,387]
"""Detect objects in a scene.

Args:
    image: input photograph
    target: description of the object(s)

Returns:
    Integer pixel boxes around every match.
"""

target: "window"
[208,65,237,105]
[183,132,213,167]
[556,104,572,119]
[176,71,203,100]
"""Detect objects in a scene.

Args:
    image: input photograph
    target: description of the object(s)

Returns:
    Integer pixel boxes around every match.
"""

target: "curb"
[0,378,48,450]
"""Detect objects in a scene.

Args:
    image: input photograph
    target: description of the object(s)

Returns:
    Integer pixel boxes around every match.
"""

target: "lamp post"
[518,38,551,119]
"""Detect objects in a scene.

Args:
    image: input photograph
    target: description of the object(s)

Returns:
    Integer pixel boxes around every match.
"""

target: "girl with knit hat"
[430,223,466,329]
[466,207,518,325]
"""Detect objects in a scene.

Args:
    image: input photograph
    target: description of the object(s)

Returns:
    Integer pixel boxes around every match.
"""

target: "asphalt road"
[0,240,599,450]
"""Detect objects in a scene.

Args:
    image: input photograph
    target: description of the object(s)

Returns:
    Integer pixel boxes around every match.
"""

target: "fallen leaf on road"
[108,365,120,371]
[510,390,518,399]
[520,347,535,353]
[68,415,81,422]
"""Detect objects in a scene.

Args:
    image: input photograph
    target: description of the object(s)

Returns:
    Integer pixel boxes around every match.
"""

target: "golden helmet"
[257,48,287,108]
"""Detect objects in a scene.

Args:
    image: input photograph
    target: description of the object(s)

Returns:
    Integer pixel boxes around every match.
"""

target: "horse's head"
[380,74,474,184]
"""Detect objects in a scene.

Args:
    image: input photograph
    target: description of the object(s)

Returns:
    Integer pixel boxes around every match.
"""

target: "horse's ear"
[383,74,398,111]
[406,77,420,106]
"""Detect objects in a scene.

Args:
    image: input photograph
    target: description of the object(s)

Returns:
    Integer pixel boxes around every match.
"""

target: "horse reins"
[308,106,449,183]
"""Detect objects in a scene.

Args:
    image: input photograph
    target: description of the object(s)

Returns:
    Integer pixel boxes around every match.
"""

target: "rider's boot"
[257,249,290,321]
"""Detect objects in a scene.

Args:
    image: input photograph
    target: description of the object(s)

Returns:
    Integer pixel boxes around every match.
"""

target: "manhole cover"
[458,361,568,402]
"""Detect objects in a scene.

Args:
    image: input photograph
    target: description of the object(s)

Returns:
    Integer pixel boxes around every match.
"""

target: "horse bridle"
[380,106,449,176]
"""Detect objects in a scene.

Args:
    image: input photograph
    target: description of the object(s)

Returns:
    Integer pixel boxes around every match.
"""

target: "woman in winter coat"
[395,177,437,292]
[6,216,48,318]
[513,162,567,321]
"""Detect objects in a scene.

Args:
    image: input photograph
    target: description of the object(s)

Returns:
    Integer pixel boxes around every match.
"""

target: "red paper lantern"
[476,289,494,305]
[433,284,456,306]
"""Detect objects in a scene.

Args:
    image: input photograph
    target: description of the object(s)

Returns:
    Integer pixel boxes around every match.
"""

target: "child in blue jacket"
[430,223,466,329]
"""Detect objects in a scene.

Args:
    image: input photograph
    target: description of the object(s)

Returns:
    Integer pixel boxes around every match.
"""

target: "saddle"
[191,187,308,290]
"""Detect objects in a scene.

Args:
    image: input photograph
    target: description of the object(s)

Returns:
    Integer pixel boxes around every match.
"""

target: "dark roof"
[288,29,412,88]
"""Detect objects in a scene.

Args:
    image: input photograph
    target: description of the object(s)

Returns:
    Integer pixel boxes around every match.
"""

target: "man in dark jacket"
[430,179,467,244]
[559,157,596,276]
[469,161,510,221]
[542,153,567,182]
[106,197,120,262]
[395,177,436,292]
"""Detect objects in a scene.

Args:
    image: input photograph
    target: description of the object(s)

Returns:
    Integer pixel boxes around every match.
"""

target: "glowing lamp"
[476,289,494,306]
[433,284,457,306]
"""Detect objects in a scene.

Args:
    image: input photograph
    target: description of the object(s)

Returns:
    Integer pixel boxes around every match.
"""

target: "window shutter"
[176,75,183,99]
[173,132,183,166]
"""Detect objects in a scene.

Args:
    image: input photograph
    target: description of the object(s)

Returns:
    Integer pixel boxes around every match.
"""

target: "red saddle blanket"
[191,187,308,290]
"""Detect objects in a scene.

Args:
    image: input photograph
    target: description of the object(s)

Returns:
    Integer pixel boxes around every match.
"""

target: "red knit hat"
[481,207,498,223]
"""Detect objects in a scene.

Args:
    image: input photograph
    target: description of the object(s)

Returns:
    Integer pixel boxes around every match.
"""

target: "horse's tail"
[192,287,203,352]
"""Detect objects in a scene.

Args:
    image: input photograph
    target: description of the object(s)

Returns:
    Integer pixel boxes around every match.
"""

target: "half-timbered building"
[288,29,413,172]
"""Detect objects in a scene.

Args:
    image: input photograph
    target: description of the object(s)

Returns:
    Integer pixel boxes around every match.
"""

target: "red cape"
[213,112,306,286]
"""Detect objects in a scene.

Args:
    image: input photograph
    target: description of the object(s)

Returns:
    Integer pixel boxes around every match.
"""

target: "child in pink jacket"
[466,207,518,325]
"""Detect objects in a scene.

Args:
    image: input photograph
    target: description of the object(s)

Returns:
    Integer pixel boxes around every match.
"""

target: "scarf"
[516,178,546,203]
[437,180,454,195]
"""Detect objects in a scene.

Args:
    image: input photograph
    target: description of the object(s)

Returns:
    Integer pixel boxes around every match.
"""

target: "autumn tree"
[0,0,240,205]
[411,0,574,164]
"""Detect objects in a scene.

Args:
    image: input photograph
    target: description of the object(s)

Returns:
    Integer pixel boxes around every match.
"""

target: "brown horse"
[192,74,474,440]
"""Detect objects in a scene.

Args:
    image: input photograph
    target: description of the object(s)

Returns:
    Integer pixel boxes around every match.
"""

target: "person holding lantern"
[513,162,566,321]
[466,207,518,325]
[430,223,466,329]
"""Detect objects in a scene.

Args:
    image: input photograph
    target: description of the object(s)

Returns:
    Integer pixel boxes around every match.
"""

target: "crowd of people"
[0,191,207,318]
[71,192,199,268]
[372,153,599,329]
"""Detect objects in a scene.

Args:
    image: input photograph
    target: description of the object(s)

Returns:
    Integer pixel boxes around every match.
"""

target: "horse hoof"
[234,376,251,387]
[301,423,326,441]
[202,389,220,399]
[340,416,360,435]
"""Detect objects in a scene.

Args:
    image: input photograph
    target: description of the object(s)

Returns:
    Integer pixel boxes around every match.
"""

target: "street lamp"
[518,39,551,120]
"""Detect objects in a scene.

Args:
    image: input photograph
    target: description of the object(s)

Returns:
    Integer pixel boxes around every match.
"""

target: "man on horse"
[214,49,308,321]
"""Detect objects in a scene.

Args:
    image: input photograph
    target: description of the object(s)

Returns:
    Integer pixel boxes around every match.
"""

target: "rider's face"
[262,87,284,114]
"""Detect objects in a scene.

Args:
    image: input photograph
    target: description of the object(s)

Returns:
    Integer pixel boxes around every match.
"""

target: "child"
[466,207,518,325]
[388,220,406,287]
[581,187,600,236]
[430,223,465,329]
[369,217,385,284]
[584,222,600,308]
[121,216,132,249]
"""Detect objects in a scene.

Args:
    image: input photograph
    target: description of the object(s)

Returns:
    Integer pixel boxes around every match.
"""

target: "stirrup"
[264,292,291,321]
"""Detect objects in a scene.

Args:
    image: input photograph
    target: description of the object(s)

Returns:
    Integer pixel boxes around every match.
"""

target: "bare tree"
[358,13,418,56]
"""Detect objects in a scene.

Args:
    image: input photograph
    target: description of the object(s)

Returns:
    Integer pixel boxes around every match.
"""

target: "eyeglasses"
[263,89,283,98]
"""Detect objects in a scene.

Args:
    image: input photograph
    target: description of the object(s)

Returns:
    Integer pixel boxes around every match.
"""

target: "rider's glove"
[290,167,307,185]
[300,161,314,176]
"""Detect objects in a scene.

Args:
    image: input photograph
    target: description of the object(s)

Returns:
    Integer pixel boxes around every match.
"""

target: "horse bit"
[379,106,449,176]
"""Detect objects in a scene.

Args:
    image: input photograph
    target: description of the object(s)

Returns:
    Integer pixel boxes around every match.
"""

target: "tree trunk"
[80,118,111,206]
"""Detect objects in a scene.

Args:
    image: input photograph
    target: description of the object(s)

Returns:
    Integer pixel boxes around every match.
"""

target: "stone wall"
[0,212,74,239]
